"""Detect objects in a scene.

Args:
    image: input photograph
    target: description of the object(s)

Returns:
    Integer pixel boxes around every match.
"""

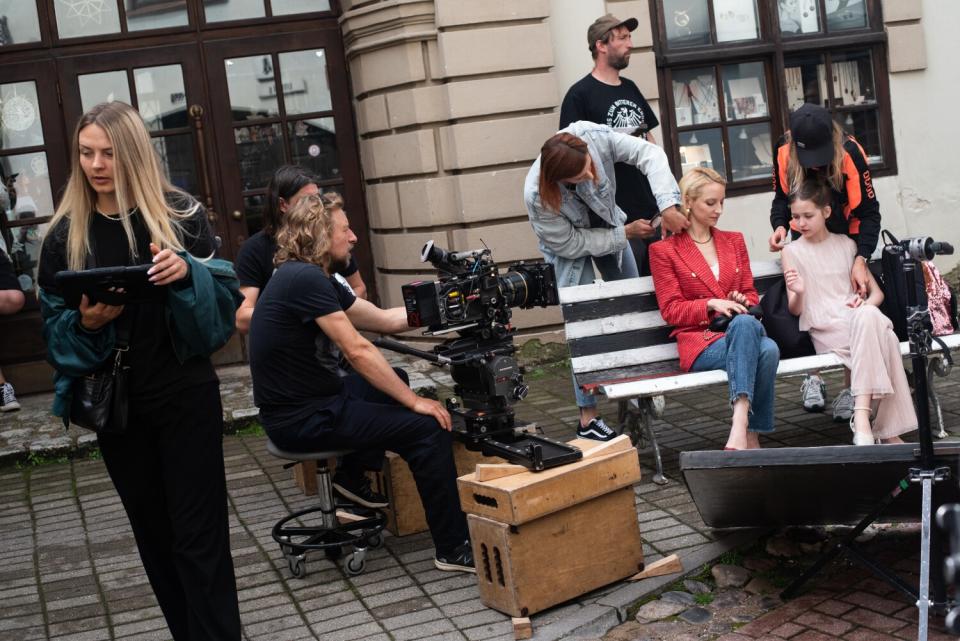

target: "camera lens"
[499,271,530,307]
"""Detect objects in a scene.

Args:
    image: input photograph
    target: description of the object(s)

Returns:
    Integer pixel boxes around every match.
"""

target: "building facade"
[0,0,954,392]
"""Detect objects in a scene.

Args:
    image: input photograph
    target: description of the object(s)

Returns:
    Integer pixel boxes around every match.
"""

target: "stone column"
[340,0,563,339]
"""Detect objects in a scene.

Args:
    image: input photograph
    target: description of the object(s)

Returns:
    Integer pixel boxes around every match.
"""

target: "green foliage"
[234,422,265,438]
[694,592,714,605]
[716,549,744,566]
[16,451,69,469]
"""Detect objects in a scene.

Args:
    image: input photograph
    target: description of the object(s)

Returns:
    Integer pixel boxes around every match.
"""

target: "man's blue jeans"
[690,314,779,433]
[573,250,640,410]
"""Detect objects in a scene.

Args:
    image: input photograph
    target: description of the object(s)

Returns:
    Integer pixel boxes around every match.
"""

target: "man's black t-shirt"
[248,260,356,429]
[236,230,358,290]
[38,198,218,408]
[559,74,661,222]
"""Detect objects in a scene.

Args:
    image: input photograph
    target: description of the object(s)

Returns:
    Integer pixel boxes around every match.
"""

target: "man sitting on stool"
[248,194,473,573]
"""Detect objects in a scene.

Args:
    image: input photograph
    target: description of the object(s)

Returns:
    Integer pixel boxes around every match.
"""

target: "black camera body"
[377,241,579,471]
[401,240,558,335]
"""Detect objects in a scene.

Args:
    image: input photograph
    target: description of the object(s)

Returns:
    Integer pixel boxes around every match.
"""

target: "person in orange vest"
[768,103,880,422]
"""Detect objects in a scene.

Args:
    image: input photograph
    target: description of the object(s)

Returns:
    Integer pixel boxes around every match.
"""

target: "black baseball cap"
[789,103,834,168]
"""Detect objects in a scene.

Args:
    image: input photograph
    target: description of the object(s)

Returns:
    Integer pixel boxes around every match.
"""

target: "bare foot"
[746,432,761,450]
[880,436,905,444]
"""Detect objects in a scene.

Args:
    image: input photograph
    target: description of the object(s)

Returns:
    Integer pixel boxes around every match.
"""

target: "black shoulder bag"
[69,238,133,434]
[70,318,131,433]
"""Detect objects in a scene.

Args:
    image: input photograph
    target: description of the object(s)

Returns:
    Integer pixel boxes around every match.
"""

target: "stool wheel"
[287,555,307,579]
[366,532,384,549]
[345,554,365,576]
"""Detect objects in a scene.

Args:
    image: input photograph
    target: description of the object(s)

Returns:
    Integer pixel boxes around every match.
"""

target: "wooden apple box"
[456,436,641,526]
[368,442,505,537]
[468,486,644,617]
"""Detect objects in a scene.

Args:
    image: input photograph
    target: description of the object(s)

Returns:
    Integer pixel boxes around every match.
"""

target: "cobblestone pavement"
[2,357,959,640]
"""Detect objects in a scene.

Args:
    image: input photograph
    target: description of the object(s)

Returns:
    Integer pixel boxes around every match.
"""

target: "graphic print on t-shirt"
[606,99,649,131]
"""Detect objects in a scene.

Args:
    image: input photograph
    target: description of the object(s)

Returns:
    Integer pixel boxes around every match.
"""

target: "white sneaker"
[832,388,854,422]
[0,383,20,412]
[800,375,826,413]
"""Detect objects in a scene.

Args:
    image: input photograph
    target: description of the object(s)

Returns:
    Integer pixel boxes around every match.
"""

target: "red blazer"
[649,229,759,371]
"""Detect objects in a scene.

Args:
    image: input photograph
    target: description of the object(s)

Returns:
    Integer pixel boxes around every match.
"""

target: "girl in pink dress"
[781,179,916,445]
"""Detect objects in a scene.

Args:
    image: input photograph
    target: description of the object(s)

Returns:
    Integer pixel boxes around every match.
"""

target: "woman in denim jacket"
[523,121,683,441]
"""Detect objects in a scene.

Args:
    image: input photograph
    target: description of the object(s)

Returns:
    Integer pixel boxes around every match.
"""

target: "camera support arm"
[373,337,452,365]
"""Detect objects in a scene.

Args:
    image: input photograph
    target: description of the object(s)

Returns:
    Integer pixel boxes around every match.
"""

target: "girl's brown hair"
[274,194,335,270]
[788,177,833,210]
[537,133,592,213]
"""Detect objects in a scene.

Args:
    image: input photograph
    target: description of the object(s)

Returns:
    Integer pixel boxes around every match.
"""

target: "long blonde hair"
[45,101,196,270]
[785,122,846,194]
[679,167,726,216]
[274,194,334,270]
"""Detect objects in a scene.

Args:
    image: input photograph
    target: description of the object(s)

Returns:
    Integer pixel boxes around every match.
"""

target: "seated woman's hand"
[148,242,189,286]
[79,294,124,331]
[708,298,748,317]
[727,290,748,305]
[784,268,804,295]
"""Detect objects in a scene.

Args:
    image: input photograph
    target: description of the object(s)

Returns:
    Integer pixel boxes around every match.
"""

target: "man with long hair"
[248,195,474,573]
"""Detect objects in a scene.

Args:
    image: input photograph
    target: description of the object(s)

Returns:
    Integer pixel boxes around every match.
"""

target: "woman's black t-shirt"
[39,199,218,409]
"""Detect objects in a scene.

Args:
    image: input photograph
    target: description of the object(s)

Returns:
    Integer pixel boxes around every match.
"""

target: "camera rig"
[375,241,582,471]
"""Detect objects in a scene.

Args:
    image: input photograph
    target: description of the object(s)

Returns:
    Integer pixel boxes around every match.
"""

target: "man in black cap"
[769,102,881,420]
[560,13,689,276]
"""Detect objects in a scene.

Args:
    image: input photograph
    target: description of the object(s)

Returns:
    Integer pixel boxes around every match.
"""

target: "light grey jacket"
[523,121,680,287]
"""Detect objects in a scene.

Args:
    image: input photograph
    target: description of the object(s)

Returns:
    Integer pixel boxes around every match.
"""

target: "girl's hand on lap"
[784,268,804,295]
[846,295,865,308]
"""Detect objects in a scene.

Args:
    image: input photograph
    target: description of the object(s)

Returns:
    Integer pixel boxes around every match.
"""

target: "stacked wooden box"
[456,436,644,617]
[367,441,505,536]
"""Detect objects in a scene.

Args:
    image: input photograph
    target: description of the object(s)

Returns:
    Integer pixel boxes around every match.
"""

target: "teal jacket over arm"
[41,254,243,425]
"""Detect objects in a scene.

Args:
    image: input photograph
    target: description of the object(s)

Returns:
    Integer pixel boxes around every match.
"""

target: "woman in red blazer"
[649,168,779,450]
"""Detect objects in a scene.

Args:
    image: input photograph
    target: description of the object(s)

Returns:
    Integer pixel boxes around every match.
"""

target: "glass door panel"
[0,1,42,46]
[78,70,132,112]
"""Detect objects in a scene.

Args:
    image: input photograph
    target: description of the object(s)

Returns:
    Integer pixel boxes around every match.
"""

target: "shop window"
[0,81,54,297]
[53,0,189,40]
[202,0,330,23]
[654,0,894,191]
[0,1,42,46]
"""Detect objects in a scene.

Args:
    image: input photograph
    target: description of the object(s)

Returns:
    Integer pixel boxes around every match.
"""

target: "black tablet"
[54,264,167,308]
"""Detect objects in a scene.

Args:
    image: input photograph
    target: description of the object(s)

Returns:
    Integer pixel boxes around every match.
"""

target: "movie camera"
[375,241,581,471]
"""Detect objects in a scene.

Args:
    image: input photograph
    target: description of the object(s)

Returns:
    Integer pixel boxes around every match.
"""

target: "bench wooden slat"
[597,334,960,400]
[557,260,784,304]
[572,343,679,374]
[569,326,675,359]
[565,310,667,340]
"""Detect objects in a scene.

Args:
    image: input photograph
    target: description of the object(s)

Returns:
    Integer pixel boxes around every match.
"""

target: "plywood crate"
[469,486,644,617]
[368,442,505,537]
[457,440,641,525]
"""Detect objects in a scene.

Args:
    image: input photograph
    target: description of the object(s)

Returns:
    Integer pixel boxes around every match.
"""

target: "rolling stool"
[267,439,386,578]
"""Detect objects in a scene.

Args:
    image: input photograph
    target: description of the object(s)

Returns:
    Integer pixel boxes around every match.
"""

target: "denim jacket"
[41,254,243,423]
[523,121,681,287]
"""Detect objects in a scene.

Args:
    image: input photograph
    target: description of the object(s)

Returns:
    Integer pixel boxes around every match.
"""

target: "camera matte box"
[457,438,641,526]
[468,486,644,617]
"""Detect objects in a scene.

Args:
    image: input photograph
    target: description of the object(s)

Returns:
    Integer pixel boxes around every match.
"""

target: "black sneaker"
[332,473,388,509]
[576,417,617,442]
[435,540,475,573]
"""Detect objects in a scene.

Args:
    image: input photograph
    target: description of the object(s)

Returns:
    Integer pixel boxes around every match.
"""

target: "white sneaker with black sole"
[576,417,617,442]
[0,383,19,412]
[800,374,826,413]
[832,388,854,422]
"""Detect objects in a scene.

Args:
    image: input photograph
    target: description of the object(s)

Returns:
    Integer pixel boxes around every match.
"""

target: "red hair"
[538,133,590,213]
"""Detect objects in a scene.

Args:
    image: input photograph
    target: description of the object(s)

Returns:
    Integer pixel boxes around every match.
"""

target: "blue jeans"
[573,250,640,410]
[690,314,779,433]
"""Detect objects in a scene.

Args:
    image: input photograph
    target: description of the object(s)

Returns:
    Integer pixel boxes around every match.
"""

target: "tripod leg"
[781,476,911,600]
[918,476,934,641]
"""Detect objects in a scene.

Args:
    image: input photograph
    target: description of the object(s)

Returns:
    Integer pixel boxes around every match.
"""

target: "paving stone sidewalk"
[2,359,959,640]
